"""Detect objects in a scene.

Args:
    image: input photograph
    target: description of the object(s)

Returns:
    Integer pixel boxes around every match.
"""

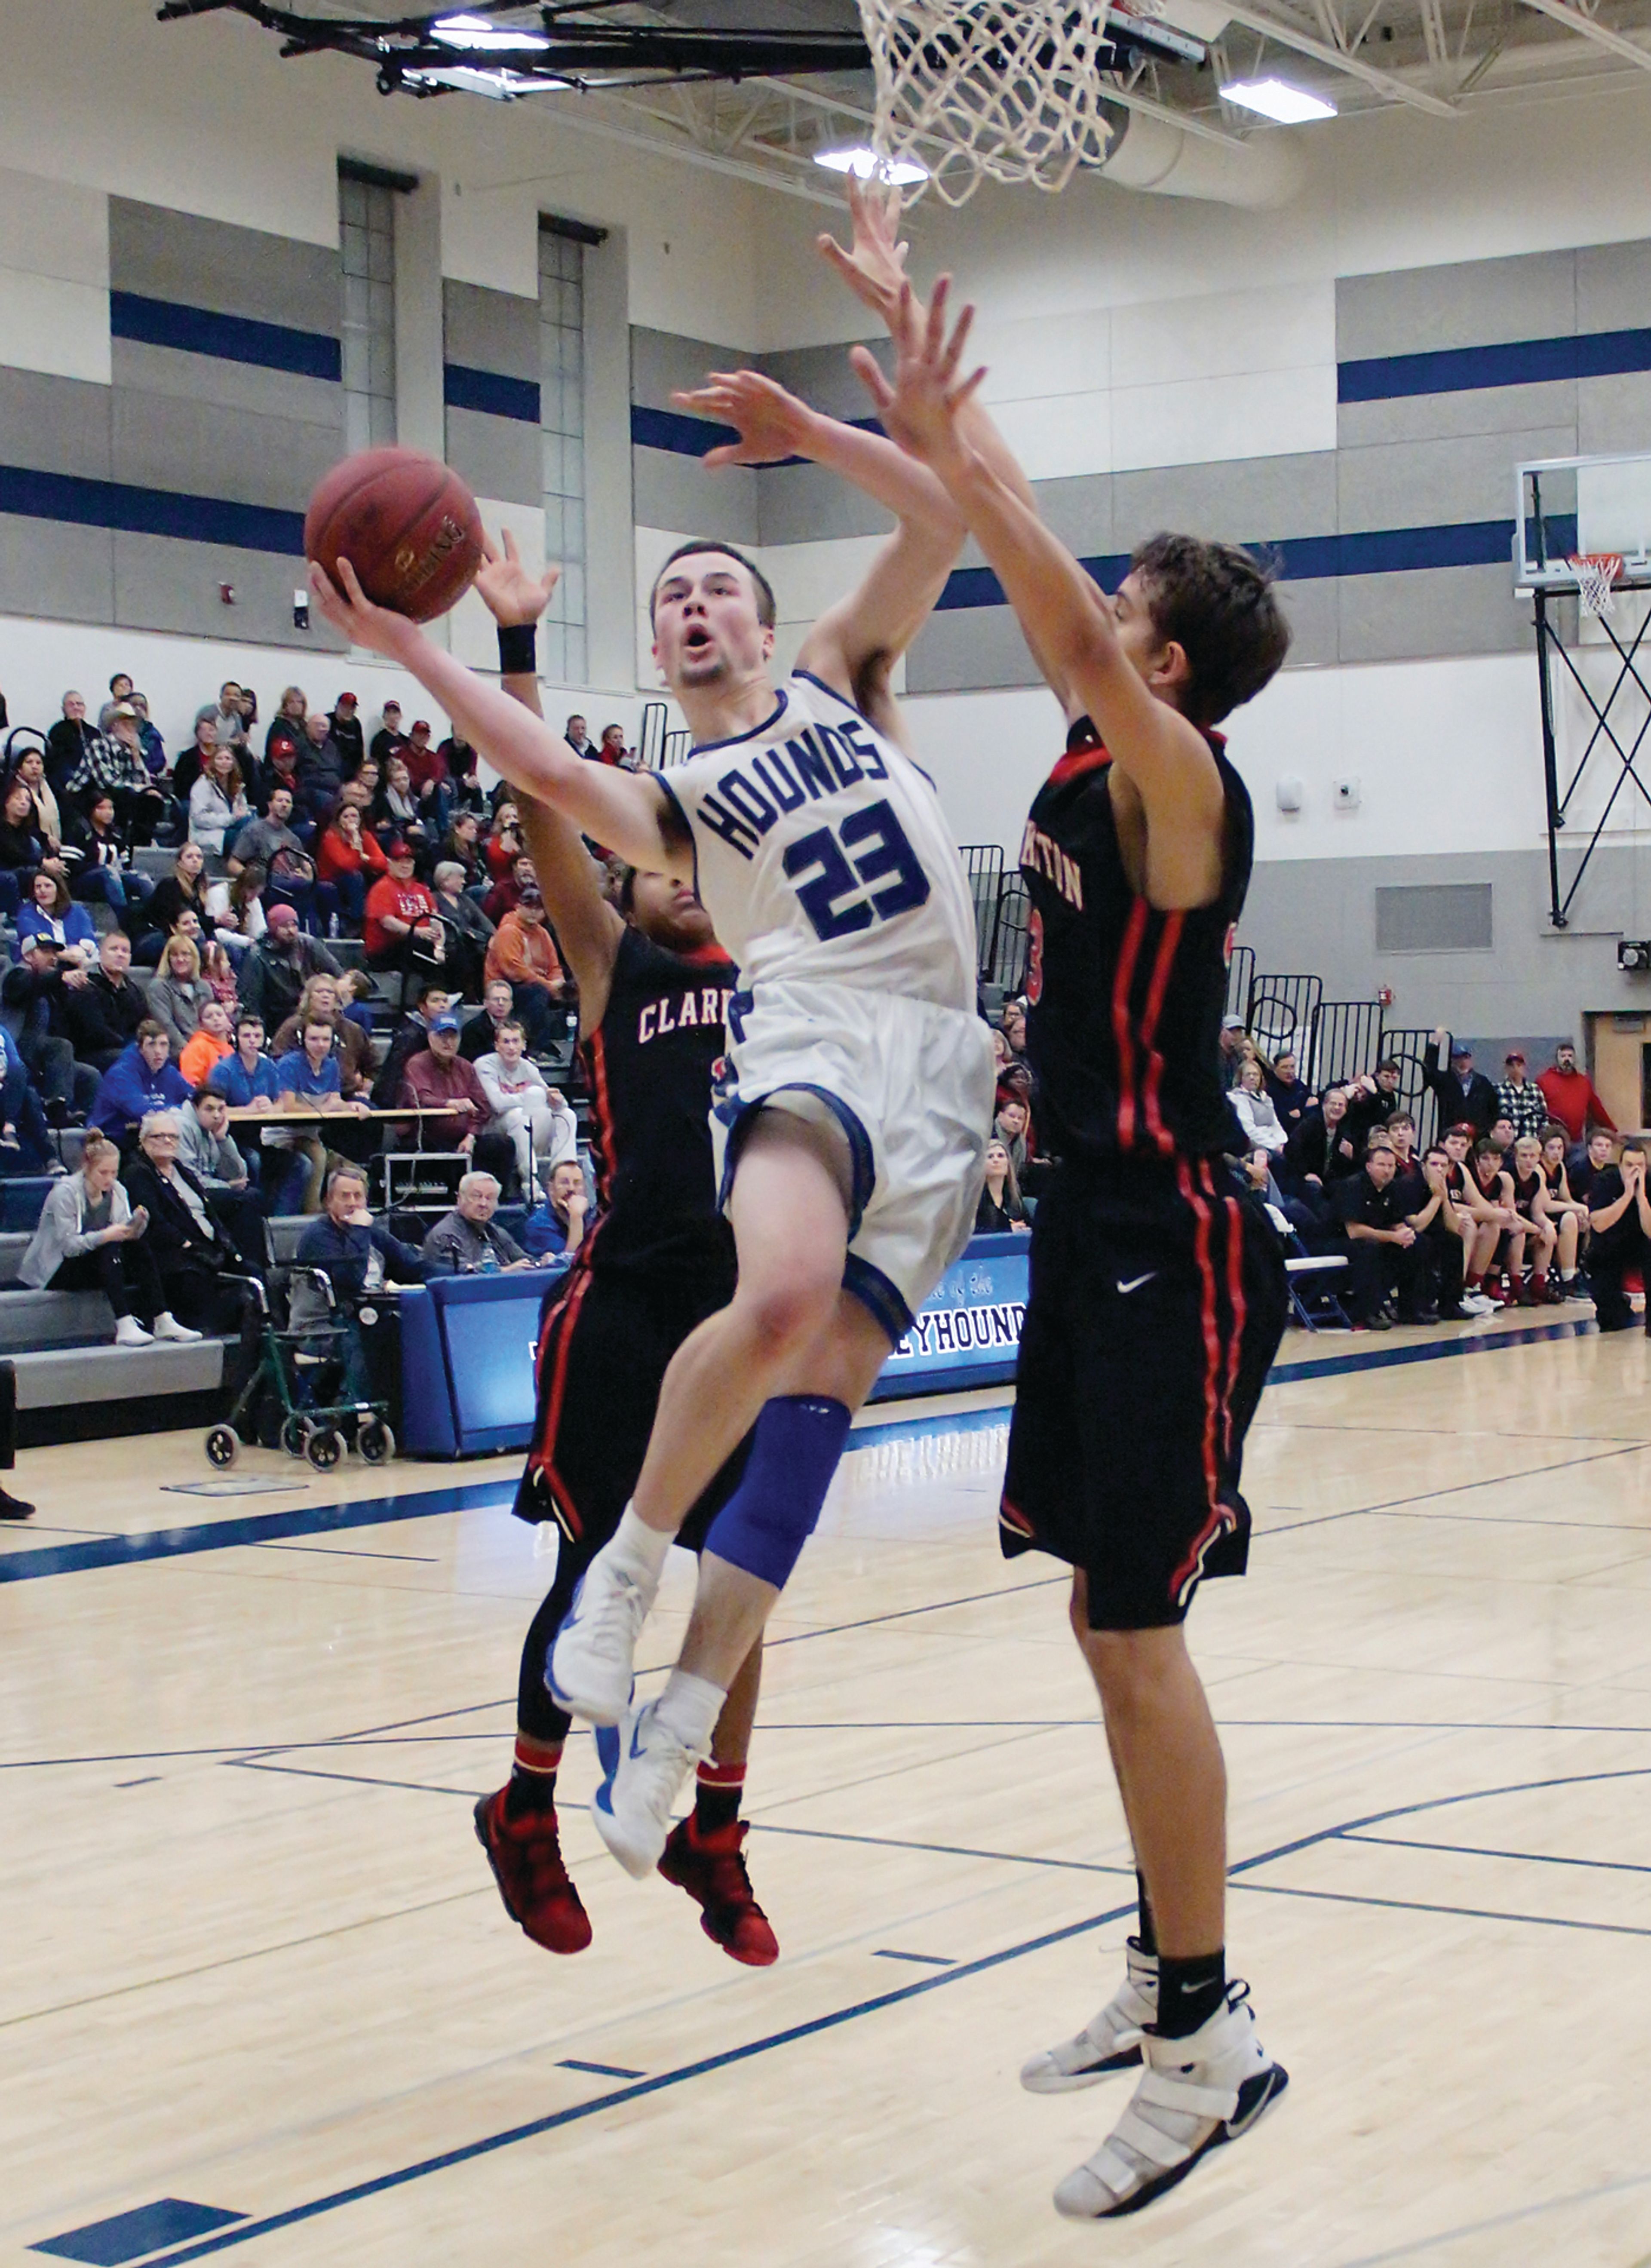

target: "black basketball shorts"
[511,1257,748,1565]
[1000,1157,1287,1630]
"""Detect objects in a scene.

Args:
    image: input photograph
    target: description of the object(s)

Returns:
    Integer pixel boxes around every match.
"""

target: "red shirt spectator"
[317,808,389,889]
[402,720,448,801]
[400,1015,495,1149]
[1536,1043,1615,1142]
[364,865,437,961]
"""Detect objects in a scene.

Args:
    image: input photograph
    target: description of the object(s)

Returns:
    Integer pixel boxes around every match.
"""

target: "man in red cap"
[364,839,441,981]
[402,716,451,834]
[329,690,365,776]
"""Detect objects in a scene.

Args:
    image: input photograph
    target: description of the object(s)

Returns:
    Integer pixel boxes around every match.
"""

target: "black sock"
[1134,1869,1158,1958]
[506,1762,557,1817]
[1154,1949,1227,2040]
[694,1763,744,1835]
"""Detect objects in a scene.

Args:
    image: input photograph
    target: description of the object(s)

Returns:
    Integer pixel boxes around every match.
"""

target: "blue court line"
[1344,1832,1651,1877]
[1270,1314,1599,1382]
[556,2059,642,2079]
[1234,1878,1651,1939]
[1334,2171,1651,2268]
[872,1949,954,1965]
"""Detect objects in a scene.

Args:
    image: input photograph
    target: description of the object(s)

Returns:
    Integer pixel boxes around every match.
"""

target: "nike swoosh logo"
[629,1719,648,1761]
[1116,1273,1157,1295]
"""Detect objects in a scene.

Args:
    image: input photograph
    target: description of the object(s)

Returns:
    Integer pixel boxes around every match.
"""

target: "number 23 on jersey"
[782,798,930,942]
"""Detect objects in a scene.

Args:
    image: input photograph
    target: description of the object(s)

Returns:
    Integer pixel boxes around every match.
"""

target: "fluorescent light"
[813,145,929,186]
[431,12,549,52]
[408,64,565,96]
[1220,76,1336,122]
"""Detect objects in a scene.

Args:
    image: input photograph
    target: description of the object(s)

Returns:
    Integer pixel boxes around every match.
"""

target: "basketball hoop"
[1569,552,1623,619]
[857,0,1120,205]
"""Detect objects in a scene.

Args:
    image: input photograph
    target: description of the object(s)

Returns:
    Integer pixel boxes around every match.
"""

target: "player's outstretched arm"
[865,282,1225,899]
[475,533,624,1026]
[307,557,689,881]
[671,365,961,732]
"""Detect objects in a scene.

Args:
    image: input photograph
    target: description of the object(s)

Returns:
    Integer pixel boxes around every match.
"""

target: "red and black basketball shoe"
[658,1816,779,1967]
[473,1787,592,1955]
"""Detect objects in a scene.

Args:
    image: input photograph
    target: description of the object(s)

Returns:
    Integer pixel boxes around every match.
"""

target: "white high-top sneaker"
[591,1697,705,1878]
[114,1315,154,1347]
[1020,1939,1158,2092]
[1052,1984,1287,2219]
[548,1548,657,1726]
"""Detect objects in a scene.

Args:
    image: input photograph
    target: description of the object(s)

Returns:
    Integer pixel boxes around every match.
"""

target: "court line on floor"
[1333,2171,1651,2268]
[1261,1440,1651,1539]
[1344,1830,1651,1875]
[1231,1878,1651,1937]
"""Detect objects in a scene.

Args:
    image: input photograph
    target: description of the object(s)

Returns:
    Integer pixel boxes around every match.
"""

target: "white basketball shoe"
[548,1548,657,1726]
[1019,1939,1158,2092]
[1052,1984,1288,2219]
[591,1697,706,1878]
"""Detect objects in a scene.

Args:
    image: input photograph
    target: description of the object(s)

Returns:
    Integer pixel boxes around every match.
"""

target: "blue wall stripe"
[630,404,883,463]
[110,291,341,384]
[443,363,540,424]
[1339,323,1651,404]
[0,464,306,555]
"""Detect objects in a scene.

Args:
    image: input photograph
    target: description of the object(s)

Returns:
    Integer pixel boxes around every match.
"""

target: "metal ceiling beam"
[1219,2,1462,113]
[1512,0,1651,68]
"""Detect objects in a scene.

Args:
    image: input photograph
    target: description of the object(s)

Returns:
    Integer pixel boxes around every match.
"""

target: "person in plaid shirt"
[66,703,168,846]
[1496,1050,1547,1142]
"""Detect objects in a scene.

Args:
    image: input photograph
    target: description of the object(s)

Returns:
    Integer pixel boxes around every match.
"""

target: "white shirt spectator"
[1231,1083,1289,1155]
[475,1046,577,1193]
[188,770,250,854]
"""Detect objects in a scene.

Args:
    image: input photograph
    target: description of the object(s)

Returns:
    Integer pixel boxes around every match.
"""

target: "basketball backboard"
[1514,450,1651,593]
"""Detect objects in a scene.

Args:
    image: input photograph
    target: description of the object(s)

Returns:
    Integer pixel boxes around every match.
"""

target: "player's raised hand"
[476,528,561,629]
[817,174,913,328]
[672,371,813,467]
[853,276,985,469]
[308,556,420,660]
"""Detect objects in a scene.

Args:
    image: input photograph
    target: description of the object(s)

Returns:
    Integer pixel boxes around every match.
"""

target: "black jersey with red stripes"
[1020,715,1254,1166]
[579,924,737,1277]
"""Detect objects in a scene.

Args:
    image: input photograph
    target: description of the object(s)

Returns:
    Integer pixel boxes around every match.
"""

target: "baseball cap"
[336,691,357,706]
[411,718,431,733]
[429,1010,461,1034]
[384,837,414,859]
[518,884,544,906]
[1504,1050,1525,1065]
[1450,1041,1473,1059]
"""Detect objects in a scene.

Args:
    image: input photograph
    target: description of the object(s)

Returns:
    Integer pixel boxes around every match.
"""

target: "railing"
[986,875,1032,994]
[636,700,669,770]
[1226,943,1255,1024]
[959,844,1006,979]
[1245,973,1322,1056]
[1308,1000,1386,1091]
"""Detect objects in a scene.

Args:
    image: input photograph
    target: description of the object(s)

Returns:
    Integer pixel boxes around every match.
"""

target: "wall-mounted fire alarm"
[219,583,236,606]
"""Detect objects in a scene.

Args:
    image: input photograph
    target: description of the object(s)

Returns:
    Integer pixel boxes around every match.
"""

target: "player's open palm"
[816,175,911,327]
[673,371,810,467]
[476,528,560,629]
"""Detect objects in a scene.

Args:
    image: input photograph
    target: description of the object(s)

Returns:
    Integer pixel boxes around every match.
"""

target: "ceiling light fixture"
[813,145,929,185]
[431,12,550,53]
[1220,76,1336,121]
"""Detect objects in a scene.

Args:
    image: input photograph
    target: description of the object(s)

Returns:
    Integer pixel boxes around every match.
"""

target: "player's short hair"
[650,540,777,630]
[1539,1121,1568,1146]
[1473,1137,1501,1162]
[1129,533,1291,726]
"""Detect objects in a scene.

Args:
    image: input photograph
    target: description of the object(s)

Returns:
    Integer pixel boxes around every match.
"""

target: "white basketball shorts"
[709,977,995,1343]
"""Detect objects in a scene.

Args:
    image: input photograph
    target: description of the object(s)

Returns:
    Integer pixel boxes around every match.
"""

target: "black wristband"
[497,623,538,675]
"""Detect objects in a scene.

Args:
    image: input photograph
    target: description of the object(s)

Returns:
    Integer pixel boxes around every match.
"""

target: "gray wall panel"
[632,448,758,544]
[759,463,892,546]
[1274,575,1338,669]
[1339,424,1575,532]
[444,405,541,507]
[761,338,887,423]
[1576,240,1651,334]
[0,368,111,479]
[111,532,346,648]
[1576,371,1651,455]
[631,326,737,413]
[0,514,114,627]
[110,389,341,512]
[1337,561,1528,660]
[109,199,340,336]
[1337,250,1576,361]
[1114,453,1337,547]
[905,605,1040,694]
[1031,471,1114,560]
[112,338,344,429]
[444,281,539,379]
[1338,377,1577,450]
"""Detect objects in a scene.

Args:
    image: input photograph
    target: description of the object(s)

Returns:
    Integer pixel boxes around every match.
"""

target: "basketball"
[304,447,483,623]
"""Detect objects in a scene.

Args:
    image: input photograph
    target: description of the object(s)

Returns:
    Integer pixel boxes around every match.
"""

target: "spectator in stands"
[64,792,150,921]
[401,718,449,831]
[293,1163,424,1401]
[1540,1122,1593,1286]
[1283,1083,1358,1196]
[1587,1140,1651,1333]
[18,871,98,968]
[274,1013,366,1120]
[597,723,632,767]
[173,714,219,810]
[0,1018,57,1175]
[209,1013,303,1213]
[328,691,365,777]
[431,858,494,1000]
[226,787,326,936]
[18,1132,181,1347]
[400,1010,513,1183]
[1262,1047,1310,1148]
[564,714,592,759]
[1230,1056,1288,1155]
[146,933,212,1054]
[271,973,373,1101]
[178,999,233,1089]
[195,681,248,752]
[0,773,47,915]
[123,1109,251,1334]
[1341,1060,1404,1157]
[265,685,307,768]
[474,1019,575,1196]
[352,756,381,808]
[46,692,98,791]
[2,937,98,1118]
[364,838,442,980]
[372,982,453,1109]
[1570,1124,1616,1206]
[1509,1133,1564,1299]
[994,1093,1034,1182]
[296,707,345,822]
[438,811,484,888]
[483,801,525,883]
[1331,1133,1432,1328]
[205,861,267,960]
[316,798,387,931]
[460,979,516,1064]
[372,755,427,850]
[188,743,250,856]
[482,850,536,927]
[1537,1040,1615,1148]
[64,929,147,1073]
[236,904,341,1032]
[440,735,486,818]
[261,737,311,839]
[12,742,67,869]
[1218,1016,1250,1087]
[200,938,238,1012]
[141,847,216,960]
[178,1084,264,1268]
[485,885,565,1050]
[68,703,167,846]
[1424,1031,1498,1137]
[128,693,169,790]
[90,1017,190,1149]
[975,1137,1030,1234]
[337,967,376,1035]
[1496,1050,1547,1141]
[369,701,405,770]
[1000,996,1028,1061]
[522,1157,589,1259]
[421,1170,535,1274]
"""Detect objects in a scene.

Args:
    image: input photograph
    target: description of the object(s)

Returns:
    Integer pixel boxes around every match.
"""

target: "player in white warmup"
[311,373,993,1879]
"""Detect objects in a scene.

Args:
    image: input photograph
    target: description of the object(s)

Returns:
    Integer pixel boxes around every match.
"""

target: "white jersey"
[658,672,976,1013]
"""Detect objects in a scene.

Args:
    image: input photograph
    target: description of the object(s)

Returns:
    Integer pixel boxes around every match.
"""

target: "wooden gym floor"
[3,1310,1650,2268]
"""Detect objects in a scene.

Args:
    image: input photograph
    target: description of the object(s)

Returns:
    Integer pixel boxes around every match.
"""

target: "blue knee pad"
[704,1394,851,1589]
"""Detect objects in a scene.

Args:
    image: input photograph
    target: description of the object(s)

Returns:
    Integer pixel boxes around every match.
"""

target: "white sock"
[653,1668,726,1753]
[607,1501,672,1586]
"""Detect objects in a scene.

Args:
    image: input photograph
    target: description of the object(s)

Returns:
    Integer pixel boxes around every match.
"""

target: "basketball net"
[857,0,1120,205]
[1569,552,1623,620]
